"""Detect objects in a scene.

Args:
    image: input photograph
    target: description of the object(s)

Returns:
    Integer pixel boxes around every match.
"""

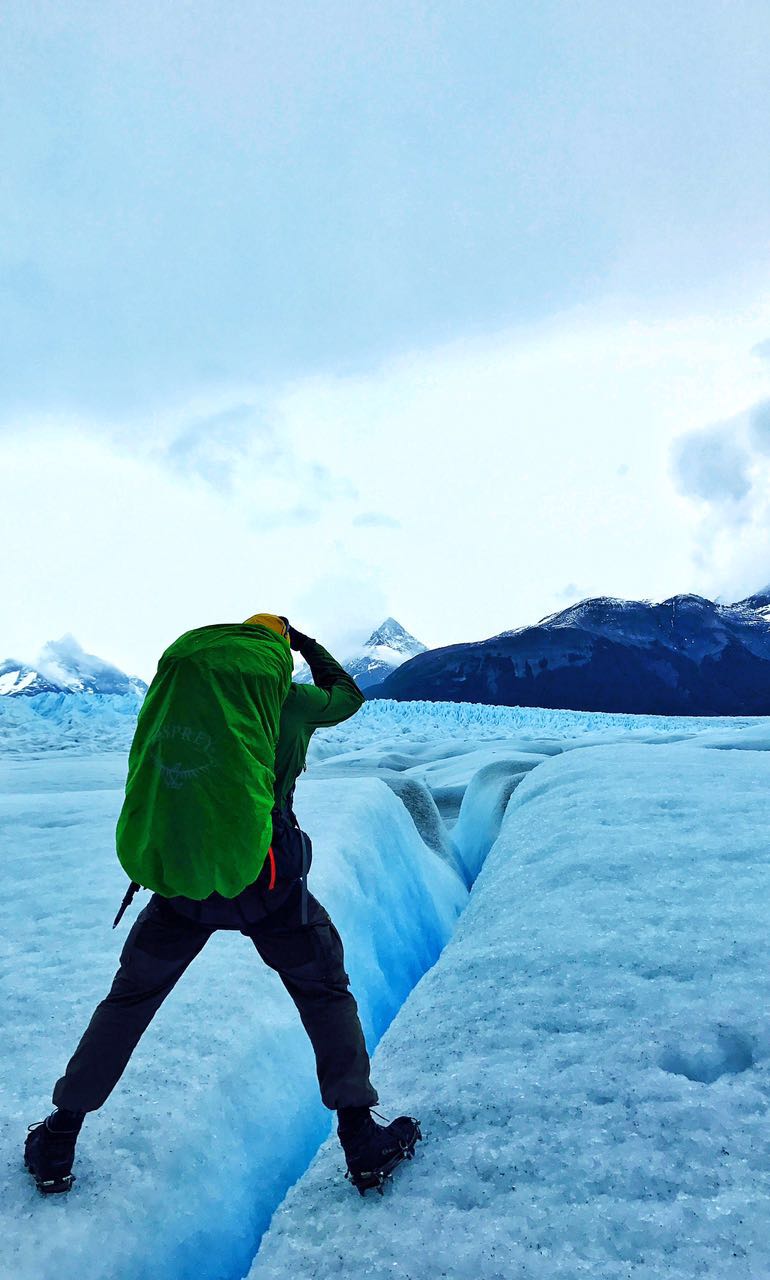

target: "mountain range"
[0,621,424,699]
[7,594,770,715]
[368,590,770,715]
[0,636,147,698]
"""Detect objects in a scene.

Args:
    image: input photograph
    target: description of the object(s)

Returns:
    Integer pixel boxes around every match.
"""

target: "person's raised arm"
[288,626,364,728]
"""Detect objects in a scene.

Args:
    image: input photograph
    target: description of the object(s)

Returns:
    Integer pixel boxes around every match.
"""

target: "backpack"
[130,804,314,930]
[115,622,293,900]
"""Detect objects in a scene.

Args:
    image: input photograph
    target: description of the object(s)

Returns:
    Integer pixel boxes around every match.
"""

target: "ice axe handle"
[112,881,141,929]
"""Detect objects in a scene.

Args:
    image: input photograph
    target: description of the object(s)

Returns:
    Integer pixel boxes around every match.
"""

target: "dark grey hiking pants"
[53,885,378,1113]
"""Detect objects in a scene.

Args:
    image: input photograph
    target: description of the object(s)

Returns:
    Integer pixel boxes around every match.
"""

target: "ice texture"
[0,767,463,1280]
[251,741,770,1279]
[2,691,762,760]
[3,697,770,1280]
[0,691,143,754]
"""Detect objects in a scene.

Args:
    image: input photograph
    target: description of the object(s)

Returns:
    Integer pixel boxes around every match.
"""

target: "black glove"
[287,625,314,653]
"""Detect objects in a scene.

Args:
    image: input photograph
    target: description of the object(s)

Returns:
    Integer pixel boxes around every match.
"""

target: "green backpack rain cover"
[116,623,293,899]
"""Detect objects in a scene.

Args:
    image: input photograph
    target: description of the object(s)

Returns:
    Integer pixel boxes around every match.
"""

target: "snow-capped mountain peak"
[0,660,62,697]
[734,585,770,618]
[0,635,147,697]
[294,617,427,691]
[346,618,427,691]
[364,617,425,656]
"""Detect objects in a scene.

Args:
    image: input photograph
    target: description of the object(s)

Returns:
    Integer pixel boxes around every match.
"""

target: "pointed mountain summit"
[346,618,427,690]
[293,618,427,691]
[361,617,426,658]
[0,635,147,698]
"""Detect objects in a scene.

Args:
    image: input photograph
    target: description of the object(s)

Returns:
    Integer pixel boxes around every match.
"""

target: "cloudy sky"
[3,0,770,680]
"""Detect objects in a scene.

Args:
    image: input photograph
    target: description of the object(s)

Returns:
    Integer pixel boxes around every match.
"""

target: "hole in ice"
[658,1028,754,1083]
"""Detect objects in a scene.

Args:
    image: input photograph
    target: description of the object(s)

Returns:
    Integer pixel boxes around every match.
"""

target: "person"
[24,613,419,1197]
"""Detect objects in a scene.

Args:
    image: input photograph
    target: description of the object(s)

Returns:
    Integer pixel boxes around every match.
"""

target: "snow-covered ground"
[0,762,464,1280]
[3,698,770,1280]
[253,739,770,1278]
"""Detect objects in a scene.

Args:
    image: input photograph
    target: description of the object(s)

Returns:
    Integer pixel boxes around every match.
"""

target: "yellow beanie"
[243,612,289,640]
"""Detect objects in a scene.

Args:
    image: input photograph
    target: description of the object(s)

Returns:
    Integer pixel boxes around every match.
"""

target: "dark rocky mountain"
[0,636,147,698]
[734,588,770,613]
[368,592,770,715]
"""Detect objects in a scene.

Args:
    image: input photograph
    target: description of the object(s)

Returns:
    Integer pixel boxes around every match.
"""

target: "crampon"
[344,1115,422,1196]
[24,1117,79,1195]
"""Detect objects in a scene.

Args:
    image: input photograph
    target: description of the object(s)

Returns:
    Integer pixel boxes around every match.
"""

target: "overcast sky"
[3,1,770,680]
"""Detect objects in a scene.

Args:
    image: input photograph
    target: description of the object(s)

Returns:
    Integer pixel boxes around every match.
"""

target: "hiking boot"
[337,1106,421,1195]
[24,1109,84,1194]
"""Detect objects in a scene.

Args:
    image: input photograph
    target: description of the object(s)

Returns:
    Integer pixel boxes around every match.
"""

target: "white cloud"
[748,398,770,452]
[668,397,770,600]
[670,422,752,505]
[276,300,770,641]
[0,423,366,679]
[159,403,274,494]
[3,298,770,673]
[352,512,400,529]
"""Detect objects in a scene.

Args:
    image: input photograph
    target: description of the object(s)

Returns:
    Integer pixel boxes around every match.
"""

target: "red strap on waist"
[267,845,276,891]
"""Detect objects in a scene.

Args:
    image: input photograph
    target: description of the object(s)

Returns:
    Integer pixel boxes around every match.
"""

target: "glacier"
[2,697,770,1279]
[253,739,770,1279]
[0,758,465,1280]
